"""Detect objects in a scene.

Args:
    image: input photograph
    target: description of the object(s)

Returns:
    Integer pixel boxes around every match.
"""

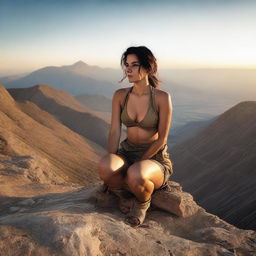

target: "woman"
[98,46,173,227]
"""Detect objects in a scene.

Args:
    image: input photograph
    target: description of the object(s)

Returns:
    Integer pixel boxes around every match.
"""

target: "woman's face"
[124,54,148,83]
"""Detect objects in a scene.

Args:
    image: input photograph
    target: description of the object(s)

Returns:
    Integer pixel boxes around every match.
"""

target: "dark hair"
[119,46,160,88]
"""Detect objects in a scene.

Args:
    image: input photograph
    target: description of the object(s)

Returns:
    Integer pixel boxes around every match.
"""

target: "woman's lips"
[128,75,133,78]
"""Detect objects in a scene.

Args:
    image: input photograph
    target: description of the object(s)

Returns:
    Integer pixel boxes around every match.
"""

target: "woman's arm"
[107,89,122,154]
[140,91,172,160]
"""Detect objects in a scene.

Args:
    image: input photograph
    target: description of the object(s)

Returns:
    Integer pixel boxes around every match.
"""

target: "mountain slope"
[171,101,256,230]
[75,93,112,113]
[169,117,217,147]
[8,84,110,147]
[0,84,105,185]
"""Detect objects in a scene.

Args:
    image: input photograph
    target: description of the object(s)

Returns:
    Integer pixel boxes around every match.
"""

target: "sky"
[1,0,256,75]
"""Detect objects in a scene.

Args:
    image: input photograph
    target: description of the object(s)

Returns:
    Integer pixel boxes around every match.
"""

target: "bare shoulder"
[112,87,130,104]
[113,87,130,97]
[153,87,171,105]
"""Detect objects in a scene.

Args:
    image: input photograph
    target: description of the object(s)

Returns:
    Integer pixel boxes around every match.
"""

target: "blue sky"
[1,0,256,75]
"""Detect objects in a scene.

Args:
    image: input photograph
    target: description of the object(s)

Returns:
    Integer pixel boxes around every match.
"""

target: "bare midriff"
[126,127,159,145]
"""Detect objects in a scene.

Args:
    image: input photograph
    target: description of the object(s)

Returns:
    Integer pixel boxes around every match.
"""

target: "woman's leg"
[98,153,134,214]
[123,159,164,225]
[125,159,164,202]
[98,153,129,189]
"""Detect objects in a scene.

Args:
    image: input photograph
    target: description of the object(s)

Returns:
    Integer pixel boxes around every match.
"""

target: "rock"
[151,181,200,217]
[0,155,65,185]
[8,207,20,213]
[18,198,35,206]
[0,182,255,256]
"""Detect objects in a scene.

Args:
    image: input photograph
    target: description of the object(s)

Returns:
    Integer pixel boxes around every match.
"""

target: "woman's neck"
[132,77,150,96]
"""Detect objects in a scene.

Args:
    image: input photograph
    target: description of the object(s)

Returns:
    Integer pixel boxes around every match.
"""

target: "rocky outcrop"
[0,155,64,185]
[0,182,255,256]
[0,154,81,197]
[151,181,199,217]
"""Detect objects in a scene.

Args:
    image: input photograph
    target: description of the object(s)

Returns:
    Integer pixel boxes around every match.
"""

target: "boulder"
[151,181,200,217]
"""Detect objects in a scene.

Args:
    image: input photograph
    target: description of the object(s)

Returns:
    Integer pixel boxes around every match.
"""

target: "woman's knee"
[126,161,165,191]
[125,164,146,186]
[125,165,157,196]
[98,153,127,182]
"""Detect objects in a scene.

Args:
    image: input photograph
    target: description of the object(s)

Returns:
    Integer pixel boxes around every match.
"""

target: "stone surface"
[0,182,255,256]
[151,181,200,217]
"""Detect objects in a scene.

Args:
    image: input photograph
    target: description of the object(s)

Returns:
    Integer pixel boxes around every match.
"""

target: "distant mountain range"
[171,101,256,230]
[1,61,245,128]
[160,68,256,101]
[3,61,122,97]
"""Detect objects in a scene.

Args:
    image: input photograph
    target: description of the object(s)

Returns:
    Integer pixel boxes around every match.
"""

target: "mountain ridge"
[8,84,110,147]
[171,100,256,230]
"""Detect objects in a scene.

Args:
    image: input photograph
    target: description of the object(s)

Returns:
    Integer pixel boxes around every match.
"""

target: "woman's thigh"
[98,153,130,180]
[125,160,164,190]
